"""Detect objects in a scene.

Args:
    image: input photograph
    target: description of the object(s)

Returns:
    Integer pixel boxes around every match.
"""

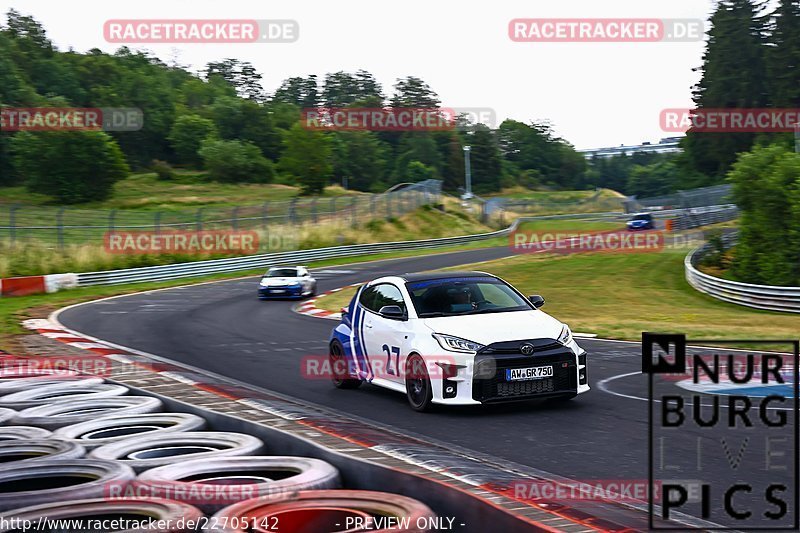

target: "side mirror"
[528,295,545,308]
[379,305,406,320]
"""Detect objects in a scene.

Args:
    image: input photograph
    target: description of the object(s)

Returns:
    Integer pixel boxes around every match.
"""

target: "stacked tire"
[0,362,437,531]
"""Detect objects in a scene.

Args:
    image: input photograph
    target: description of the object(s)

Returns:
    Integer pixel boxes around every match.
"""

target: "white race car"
[258,266,317,299]
[328,271,589,411]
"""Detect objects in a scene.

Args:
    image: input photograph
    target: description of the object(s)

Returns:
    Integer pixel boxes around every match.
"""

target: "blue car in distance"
[258,266,317,300]
[626,212,655,231]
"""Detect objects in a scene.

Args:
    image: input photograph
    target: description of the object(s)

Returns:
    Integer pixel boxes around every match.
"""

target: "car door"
[362,283,411,385]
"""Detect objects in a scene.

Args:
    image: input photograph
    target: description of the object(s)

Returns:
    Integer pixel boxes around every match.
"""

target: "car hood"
[421,310,564,345]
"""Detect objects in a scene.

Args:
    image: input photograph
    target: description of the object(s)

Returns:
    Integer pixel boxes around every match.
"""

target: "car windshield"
[266,268,298,278]
[632,214,652,221]
[406,276,532,318]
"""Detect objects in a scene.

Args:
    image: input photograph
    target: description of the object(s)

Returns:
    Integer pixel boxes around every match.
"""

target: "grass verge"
[314,246,800,343]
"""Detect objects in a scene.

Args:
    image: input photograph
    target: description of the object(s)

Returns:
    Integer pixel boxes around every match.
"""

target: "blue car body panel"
[329,287,373,381]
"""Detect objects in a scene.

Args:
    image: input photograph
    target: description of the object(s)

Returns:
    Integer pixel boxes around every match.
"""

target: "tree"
[11,131,128,203]
[406,161,436,182]
[390,76,440,108]
[331,131,388,191]
[168,114,217,167]
[435,133,466,192]
[322,70,383,108]
[626,160,682,197]
[279,123,332,195]
[767,0,800,108]
[206,59,266,102]
[208,96,280,159]
[682,0,769,178]
[273,75,319,108]
[729,143,800,285]
[198,139,274,183]
[465,125,503,193]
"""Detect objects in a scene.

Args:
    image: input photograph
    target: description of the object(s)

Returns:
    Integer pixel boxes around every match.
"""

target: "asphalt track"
[59,245,798,529]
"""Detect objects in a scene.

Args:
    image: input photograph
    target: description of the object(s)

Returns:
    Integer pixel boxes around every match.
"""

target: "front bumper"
[258,286,304,299]
[470,339,588,404]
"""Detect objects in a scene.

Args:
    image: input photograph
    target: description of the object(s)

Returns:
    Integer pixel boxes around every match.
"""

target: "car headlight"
[259,279,269,287]
[557,325,573,346]
[432,333,485,353]
[288,281,301,287]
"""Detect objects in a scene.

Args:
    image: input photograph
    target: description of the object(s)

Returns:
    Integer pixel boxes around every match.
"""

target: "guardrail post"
[154,211,161,234]
[261,202,269,228]
[311,199,317,223]
[9,204,19,246]
[289,198,298,224]
[351,197,357,228]
[231,207,239,231]
[196,208,203,231]
[56,207,65,250]
[108,209,117,236]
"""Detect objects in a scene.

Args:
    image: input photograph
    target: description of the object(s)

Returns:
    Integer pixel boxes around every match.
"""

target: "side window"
[359,286,379,311]
[373,284,406,314]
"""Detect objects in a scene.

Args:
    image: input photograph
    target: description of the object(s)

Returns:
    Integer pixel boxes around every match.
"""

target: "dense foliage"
[0,10,585,201]
[728,144,800,285]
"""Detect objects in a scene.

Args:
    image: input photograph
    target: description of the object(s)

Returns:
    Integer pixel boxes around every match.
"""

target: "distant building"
[578,137,683,159]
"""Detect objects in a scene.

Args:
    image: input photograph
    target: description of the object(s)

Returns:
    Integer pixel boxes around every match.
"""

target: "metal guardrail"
[73,206,738,289]
[75,212,627,287]
[685,232,800,313]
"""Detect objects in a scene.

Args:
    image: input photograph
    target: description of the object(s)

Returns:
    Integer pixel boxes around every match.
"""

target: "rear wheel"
[405,354,433,412]
[329,341,362,389]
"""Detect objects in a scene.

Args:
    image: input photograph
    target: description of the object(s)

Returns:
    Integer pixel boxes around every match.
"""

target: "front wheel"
[405,354,433,412]
[330,340,362,389]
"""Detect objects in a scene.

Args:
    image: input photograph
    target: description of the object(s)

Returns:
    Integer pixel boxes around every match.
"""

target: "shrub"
[11,131,129,204]
[151,159,174,180]
[199,139,275,183]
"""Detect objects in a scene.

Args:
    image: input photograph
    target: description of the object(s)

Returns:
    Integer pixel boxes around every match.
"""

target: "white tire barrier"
[0,382,128,410]
[90,432,265,473]
[0,376,104,396]
[0,426,52,440]
[0,439,85,465]
[52,413,207,449]
[0,408,15,425]
[12,396,164,429]
[137,456,341,511]
[0,459,135,511]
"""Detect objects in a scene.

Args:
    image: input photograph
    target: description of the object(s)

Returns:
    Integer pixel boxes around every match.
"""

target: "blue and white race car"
[258,266,317,299]
[328,271,589,411]
[626,212,655,231]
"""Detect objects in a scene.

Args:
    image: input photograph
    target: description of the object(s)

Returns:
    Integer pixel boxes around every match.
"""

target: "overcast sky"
[0,0,721,149]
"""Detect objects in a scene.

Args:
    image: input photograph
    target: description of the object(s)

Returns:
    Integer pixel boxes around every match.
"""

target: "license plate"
[506,366,553,381]
[271,289,285,293]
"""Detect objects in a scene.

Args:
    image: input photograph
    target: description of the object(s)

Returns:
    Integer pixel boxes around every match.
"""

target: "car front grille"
[472,340,577,403]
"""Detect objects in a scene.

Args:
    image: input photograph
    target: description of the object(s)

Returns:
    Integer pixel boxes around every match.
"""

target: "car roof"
[398,271,495,283]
